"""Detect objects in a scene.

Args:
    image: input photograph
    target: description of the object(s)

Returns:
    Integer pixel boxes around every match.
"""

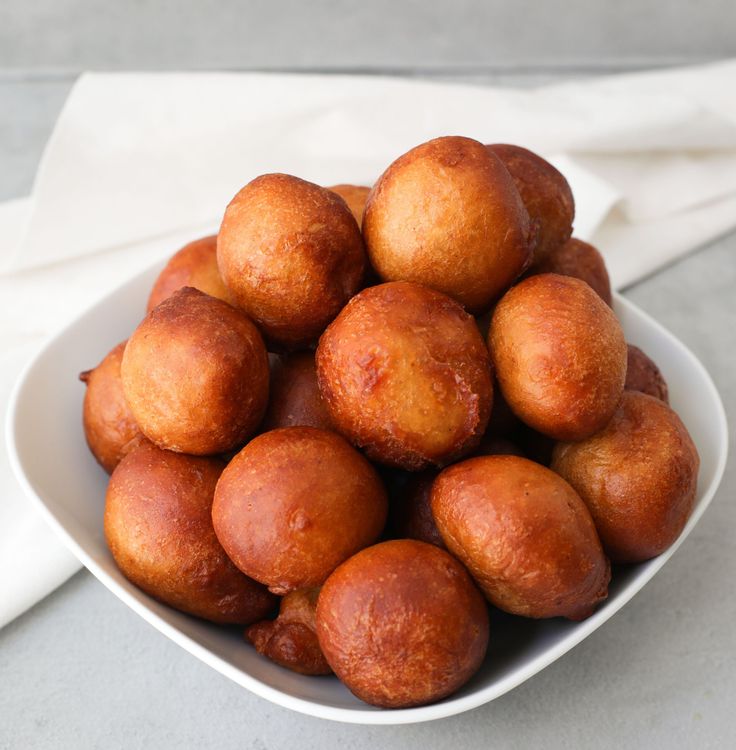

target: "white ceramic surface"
[6,262,728,725]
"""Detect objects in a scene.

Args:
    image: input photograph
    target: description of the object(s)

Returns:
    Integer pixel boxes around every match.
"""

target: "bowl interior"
[6,262,728,724]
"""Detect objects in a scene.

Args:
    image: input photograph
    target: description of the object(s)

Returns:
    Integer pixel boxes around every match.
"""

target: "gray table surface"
[1,74,734,750]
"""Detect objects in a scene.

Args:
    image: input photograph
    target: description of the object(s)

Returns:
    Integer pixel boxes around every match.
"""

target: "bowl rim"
[5,266,729,725]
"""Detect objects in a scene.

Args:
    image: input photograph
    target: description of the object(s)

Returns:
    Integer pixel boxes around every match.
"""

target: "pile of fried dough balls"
[80,136,700,710]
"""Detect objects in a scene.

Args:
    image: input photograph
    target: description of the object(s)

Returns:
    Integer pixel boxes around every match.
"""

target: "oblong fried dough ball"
[625,344,669,403]
[327,184,370,226]
[146,235,234,312]
[431,455,610,620]
[487,144,574,263]
[551,391,699,563]
[316,281,493,470]
[533,237,612,305]
[388,470,445,549]
[79,341,143,473]
[489,274,627,441]
[261,352,333,432]
[121,287,269,455]
[363,136,532,312]
[316,540,489,708]
[104,441,275,624]
[246,587,331,675]
[217,173,366,349]
[212,427,388,595]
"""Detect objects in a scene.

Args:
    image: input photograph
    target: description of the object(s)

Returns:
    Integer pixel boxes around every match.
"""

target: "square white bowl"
[6,262,728,725]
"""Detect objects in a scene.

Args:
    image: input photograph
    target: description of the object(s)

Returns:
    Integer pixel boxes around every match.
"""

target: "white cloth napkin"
[2,62,736,628]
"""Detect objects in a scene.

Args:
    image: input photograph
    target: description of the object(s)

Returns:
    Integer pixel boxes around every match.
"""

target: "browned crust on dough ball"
[489,274,627,441]
[533,237,612,306]
[104,441,275,624]
[217,173,366,349]
[363,136,532,312]
[551,391,699,563]
[262,352,333,431]
[625,344,669,403]
[147,235,234,312]
[246,587,331,675]
[212,427,388,595]
[388,470,446,548]
[121,287,269,455]
[487,144,574,264]
[327,184,371,226]
[80,341,144,473]
[316,539,489,708]
[316,281,493,470]
[432,455,610,619]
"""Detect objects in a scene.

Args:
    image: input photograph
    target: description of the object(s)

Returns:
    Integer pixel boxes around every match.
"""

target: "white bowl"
[6,262,728,725]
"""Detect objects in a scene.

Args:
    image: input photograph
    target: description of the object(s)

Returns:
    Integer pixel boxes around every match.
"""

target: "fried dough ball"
[146,235,234,312]
[212,427,388,595]
[533,237,612,305]
[217,173,366,349]
[316,281,493,470]
[489,274,627,441]
[388,471,445,549]
[246,587,331,675]
[431,455,610,620]
[104,441,275,624]
[79,341,143,473]
[261,352,333,432]
[363,136,532,312]
[487,144,574,264]
[551,391,699,563]
[327,184,370,226]
[121,287,269,455]
[625,344,669,403]
[316,540,489,708]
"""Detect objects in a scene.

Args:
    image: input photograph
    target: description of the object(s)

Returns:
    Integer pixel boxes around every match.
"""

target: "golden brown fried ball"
[217,173,366,349]
[432,455,610,620]
[79,341,143,473]
[246,587,331,675]
[551,391,699,563]
[327,184,370,226]
[212,427,388,595]
[316,539,489,708]
[487,144,574,264]
[489,274,627,441]
[625,344,669,403]
[104,441,275,624]
[146,235,234,312]
[363,136,532,313]
[261,352,333,432]
[121,287,269,455]
[316,281,493,470]
[388,471,445,549]
[533,237,612,305]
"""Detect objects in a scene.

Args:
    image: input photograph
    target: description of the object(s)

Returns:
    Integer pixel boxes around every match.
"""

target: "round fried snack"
[489,274,627,441]
[121,287,269,455]
[533,237,612,305]
[316,281,493,470]
[388,471,445,549]
[625,344,669,403]
[246,587,331,675]
[316,539,489,708]
[487,144,574,264]
[432,455,610,620]
[551,391,699,563]
[79,341,143,473]
[146,235,234,312]
[327,184,370,226]
[217,173,366,349]
[104,441,275,624]
[363,136,532,313]
[212,427,388,595]
[261,352,333,432]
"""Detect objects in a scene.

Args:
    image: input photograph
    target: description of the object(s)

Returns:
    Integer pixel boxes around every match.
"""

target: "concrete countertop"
[1,75,734,750]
